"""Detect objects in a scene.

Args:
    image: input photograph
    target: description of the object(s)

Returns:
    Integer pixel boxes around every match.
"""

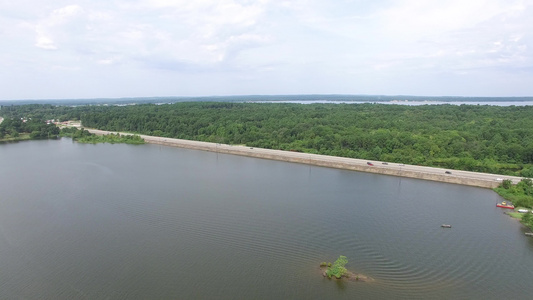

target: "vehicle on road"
[382,162,388,165]
[445,171,452,174]
[367,162,374,166]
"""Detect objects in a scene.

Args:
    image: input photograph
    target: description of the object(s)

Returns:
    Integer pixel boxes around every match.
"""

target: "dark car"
[445,171,452,174]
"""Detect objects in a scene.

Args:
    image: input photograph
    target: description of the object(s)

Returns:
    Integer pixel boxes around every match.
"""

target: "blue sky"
[1,0,532,100]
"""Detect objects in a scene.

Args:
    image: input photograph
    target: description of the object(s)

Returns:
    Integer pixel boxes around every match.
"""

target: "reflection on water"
[1,138,533,299]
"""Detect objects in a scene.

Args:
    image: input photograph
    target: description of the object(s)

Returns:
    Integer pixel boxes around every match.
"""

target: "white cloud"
[0,0,532,99]
[51,5,84,20]
[35,35,57,50]
[32,4,85,50]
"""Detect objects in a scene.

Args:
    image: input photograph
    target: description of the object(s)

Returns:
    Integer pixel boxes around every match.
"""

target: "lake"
[1,138,533,299]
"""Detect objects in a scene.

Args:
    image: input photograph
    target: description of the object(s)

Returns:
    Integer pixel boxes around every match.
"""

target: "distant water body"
[2,95,533,106]
[254,100,533,106]
[2,139,533,299]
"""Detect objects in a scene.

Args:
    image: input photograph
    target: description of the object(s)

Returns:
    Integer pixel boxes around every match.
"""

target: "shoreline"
[84,128,523,189]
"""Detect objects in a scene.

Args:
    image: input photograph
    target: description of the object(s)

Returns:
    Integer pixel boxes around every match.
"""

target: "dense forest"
[1,102,533,176]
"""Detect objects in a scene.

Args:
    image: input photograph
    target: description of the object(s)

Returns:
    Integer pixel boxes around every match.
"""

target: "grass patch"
[0,133,31,142]
[76,133,145,144]
[507,212,523,219]
[60,128,145,145]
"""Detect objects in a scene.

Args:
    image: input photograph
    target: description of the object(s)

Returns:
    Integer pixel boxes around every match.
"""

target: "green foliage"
[521,213,533,231]
[4,102,533,175]
[60,127,93,139]
[502,179,513,189]
[78,133,145,144]
[494,179,533,208]
[60,128,144,144]
[326,256,348,279]
[0,116,59,141]
[522,167,533,178]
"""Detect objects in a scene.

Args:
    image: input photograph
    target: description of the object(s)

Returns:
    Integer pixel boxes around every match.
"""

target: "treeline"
[0,104,84,122]
[2,102,533,176]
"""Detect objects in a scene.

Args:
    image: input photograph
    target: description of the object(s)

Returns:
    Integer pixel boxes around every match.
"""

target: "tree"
[326,255,348,279]
[517,178,533,196]
[501,179,513,189]
[522,167,533,178]
[521,213,533,230]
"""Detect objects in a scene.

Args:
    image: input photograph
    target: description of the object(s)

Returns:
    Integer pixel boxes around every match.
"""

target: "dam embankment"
[86,128,523,189]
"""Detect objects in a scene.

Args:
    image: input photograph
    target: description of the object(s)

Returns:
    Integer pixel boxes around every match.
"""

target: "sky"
[1,0,532,100]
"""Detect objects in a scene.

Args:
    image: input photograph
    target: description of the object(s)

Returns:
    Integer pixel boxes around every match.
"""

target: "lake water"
[1,139,533,299]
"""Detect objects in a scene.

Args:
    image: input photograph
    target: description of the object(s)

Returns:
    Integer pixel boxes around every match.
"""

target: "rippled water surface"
[1,139,533,299]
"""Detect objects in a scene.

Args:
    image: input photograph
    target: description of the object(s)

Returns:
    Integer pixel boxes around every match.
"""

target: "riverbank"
[84,128,523,189]
[0,133,31,143]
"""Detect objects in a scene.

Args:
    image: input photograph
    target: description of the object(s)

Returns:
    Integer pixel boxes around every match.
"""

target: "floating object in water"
[496,202,515,209]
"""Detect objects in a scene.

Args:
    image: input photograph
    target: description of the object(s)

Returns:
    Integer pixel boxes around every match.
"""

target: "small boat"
[518,209,529,213]
[496,201,515,209]
[525,232,533,237]
[441,224,452,228]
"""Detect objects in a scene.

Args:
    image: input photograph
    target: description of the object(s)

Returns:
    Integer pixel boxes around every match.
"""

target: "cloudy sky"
[1,0,532,100]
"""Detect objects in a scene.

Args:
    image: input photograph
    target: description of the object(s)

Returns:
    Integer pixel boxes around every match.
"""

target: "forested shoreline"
[0,116,59,141]
[0,110,143,144]
[1,102,533,176]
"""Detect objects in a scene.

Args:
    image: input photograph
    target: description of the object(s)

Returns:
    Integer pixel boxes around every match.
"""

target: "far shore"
[81,127,523,189]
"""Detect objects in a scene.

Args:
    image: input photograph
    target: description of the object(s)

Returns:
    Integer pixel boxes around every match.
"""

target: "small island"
[320,256,373,282]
